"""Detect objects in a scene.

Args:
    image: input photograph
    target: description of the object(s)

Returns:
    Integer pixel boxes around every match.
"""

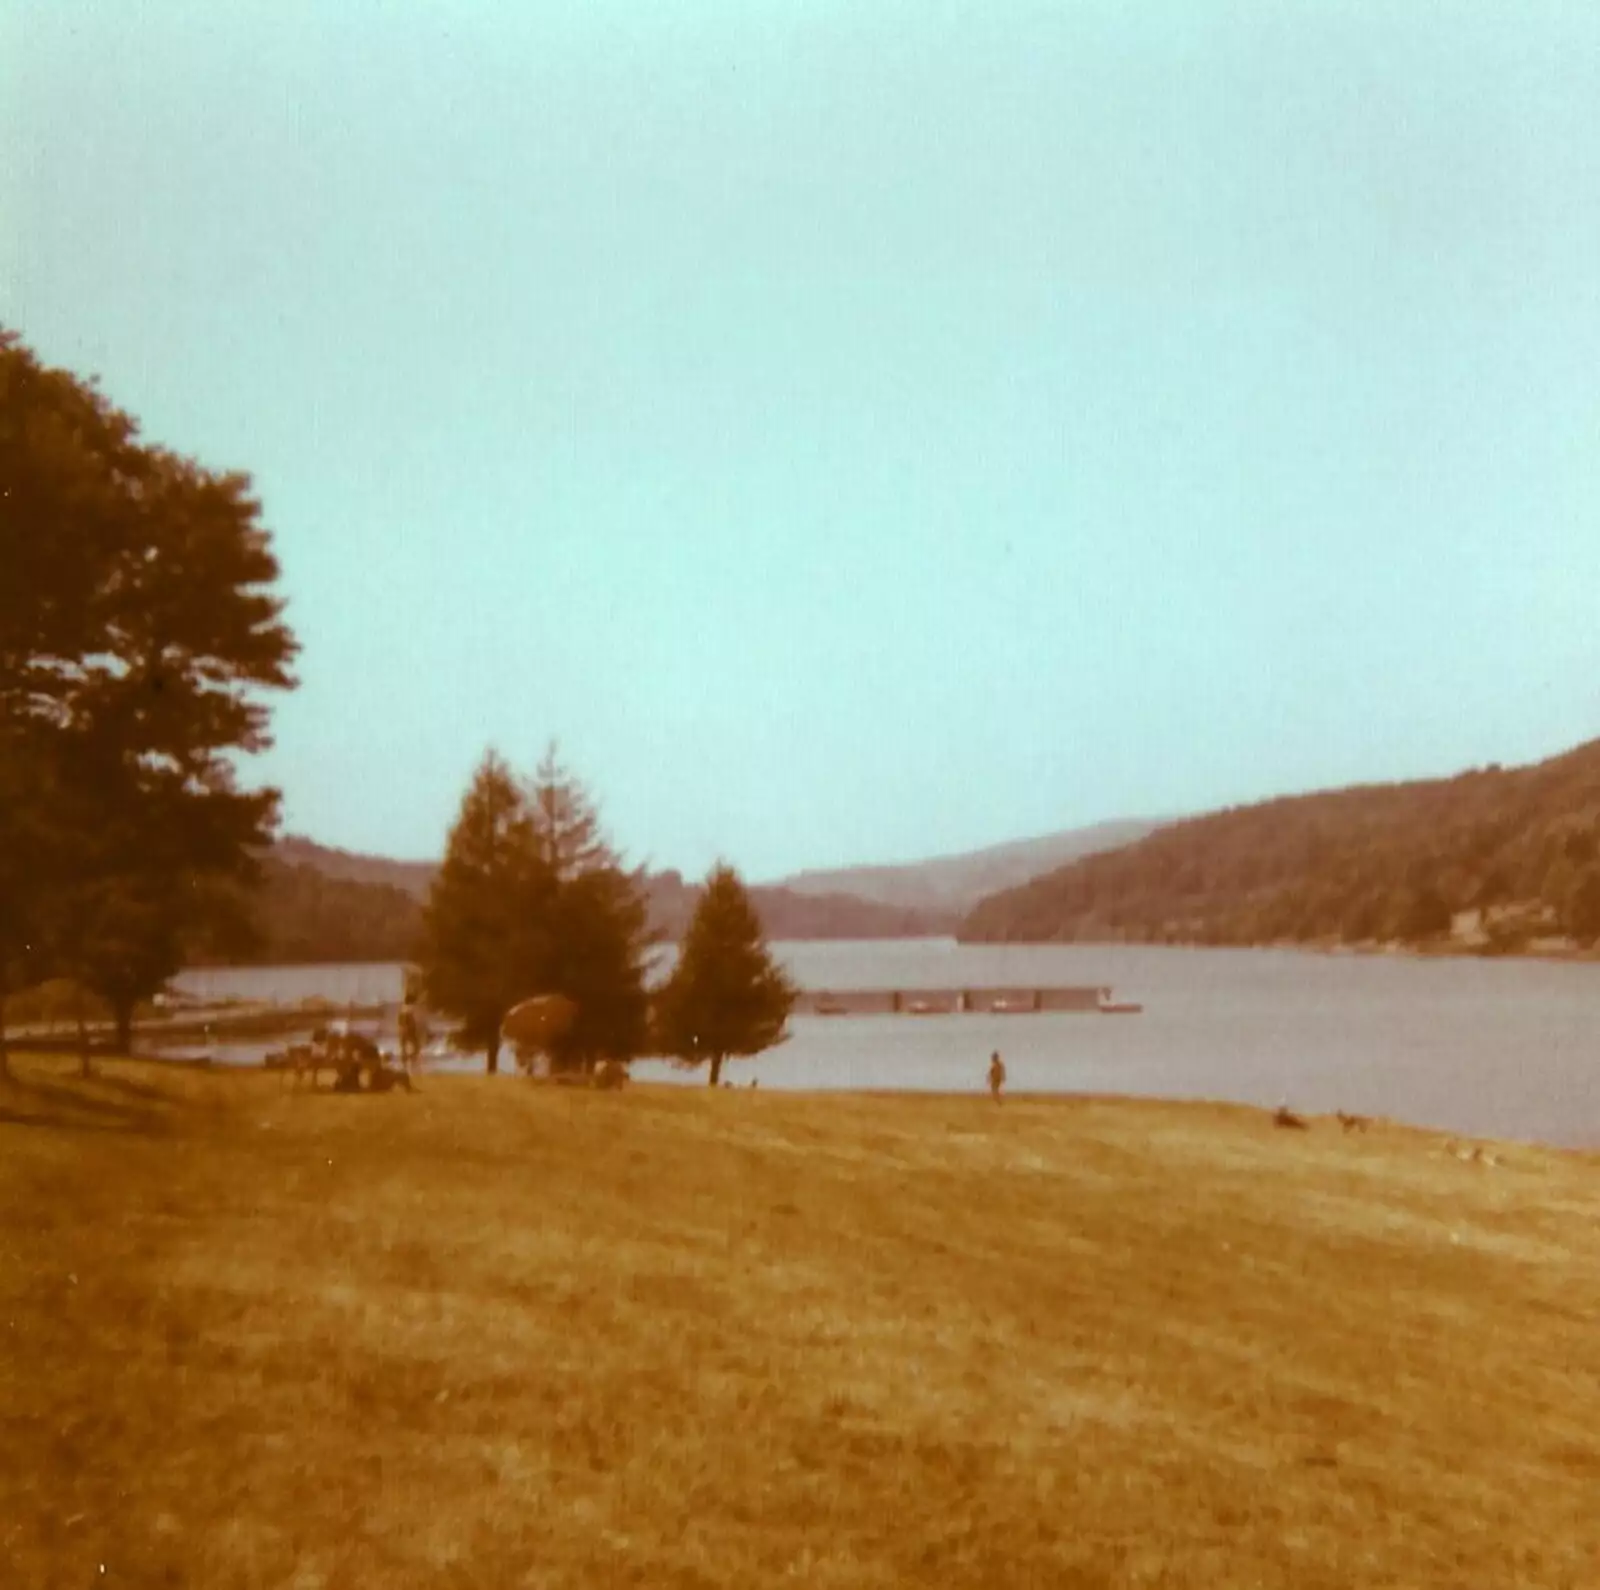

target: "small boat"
[1098,999,1142,1015]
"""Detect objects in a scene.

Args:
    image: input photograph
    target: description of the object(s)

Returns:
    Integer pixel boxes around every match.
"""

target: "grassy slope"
[3,1057,1598,1589]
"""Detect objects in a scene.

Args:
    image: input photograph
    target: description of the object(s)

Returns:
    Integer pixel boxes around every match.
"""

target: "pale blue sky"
[5,2,1598,878]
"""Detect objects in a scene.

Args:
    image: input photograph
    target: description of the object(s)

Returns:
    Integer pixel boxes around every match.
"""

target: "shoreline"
[171,937,1600,978]
[11,1047,1596,1157]
[8,1047,1597,1153]
[955,936,1600,965]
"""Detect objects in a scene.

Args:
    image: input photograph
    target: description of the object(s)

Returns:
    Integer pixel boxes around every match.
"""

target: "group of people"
[308,1022,411,1092]
[270,999,428,1093]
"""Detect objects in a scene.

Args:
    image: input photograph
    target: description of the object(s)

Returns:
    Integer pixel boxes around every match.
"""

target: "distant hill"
[959,739,1600,953]
[775,819,1164,916]
[220,838,948,965]
[648,873,946,942]
[241,853,425,966]
[273,836,436,899]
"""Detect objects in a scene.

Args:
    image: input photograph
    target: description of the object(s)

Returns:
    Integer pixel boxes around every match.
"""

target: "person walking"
[987,1049,1006,1103]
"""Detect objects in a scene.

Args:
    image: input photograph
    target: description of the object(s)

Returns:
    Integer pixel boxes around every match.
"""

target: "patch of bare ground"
[3,1054,1598,1587]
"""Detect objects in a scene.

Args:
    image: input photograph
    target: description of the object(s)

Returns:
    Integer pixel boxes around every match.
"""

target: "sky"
[4,1,1598,880]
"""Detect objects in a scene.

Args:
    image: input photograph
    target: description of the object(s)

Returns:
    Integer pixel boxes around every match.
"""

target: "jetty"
[796,986,1138,1016]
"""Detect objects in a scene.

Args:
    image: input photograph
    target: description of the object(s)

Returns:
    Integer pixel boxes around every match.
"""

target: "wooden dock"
[794,986,1119,1016]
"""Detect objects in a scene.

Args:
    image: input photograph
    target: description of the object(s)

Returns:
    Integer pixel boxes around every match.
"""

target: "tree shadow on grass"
[118,1049,217,1069]
[0,1073,178,1136]
[0,1105,162,1135]
[85,1072,180,1104]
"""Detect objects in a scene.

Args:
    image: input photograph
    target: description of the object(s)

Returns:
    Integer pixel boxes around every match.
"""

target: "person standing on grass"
[398,997,424,1076]
[988,1050,1006,1103]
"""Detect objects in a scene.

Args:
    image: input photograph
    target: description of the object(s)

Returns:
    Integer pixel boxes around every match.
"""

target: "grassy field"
[3,1054,1599,1588]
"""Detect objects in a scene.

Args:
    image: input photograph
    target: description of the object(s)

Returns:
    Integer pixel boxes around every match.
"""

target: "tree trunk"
[76,1008,92,1079]
[486,1035,500,1075]
[709,1053,724,1087]
[0,994,9,1083]
[114,998,135,1056]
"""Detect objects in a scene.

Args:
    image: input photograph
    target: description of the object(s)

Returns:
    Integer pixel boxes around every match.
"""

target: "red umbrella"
[501,993,578,1068]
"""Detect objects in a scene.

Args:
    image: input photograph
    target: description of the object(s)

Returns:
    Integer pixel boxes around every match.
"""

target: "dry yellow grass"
[3,1053,1599,1588]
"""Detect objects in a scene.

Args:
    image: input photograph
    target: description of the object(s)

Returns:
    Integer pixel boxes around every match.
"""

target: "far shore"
[175,933,1600,974]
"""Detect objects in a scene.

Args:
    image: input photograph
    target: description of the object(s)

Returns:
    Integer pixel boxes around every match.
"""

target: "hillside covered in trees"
[221,839,948,967]
[960,738,1600,954]
[239,855,425,966]
[644,871,942,942]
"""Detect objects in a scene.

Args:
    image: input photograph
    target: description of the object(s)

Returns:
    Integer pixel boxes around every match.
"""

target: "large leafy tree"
[1,330,296,1064]
[0,720,63,1078]
[654,863,796,1086]
[1,331,138,723]
[50,744,278,1055]
[1,336,132,1069]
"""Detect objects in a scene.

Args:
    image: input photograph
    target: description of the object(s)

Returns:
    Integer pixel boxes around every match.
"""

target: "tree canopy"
[653,863,797,1086]
[1,330,296,1064]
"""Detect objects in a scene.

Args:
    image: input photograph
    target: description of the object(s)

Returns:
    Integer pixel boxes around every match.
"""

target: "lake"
[173,940,1600,1149]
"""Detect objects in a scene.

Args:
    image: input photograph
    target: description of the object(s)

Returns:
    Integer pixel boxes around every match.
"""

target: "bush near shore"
[2,1055,1598,1588]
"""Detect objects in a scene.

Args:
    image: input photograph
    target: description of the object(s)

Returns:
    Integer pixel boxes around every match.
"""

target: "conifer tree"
[524,745,653,1073]
[654,864,796,1086]
[526,742,610,882]
[420,751,540,1073]
[422,746,653,1074]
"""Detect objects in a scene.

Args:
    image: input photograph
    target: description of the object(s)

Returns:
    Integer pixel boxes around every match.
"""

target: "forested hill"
[646,873,943,942]
[959,739,1600,954]
[224,840,949,966]
[273,836,436,898]
[242,853,424,966]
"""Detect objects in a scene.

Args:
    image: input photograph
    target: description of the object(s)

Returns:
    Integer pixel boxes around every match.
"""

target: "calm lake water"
[173,940,1600,1149]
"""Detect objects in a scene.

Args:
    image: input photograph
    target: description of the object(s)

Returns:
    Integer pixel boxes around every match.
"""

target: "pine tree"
[543,862,653,1072]
[526,742,609,882]
[421,747,653,1075]
[654,864,796,1086]
[420,751,542,1073]
[524,746,653,1074]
